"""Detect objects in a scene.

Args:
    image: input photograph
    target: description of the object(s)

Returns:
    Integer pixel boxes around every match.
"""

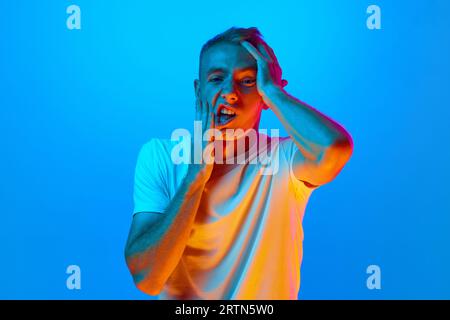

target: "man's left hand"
[241,40,287,104]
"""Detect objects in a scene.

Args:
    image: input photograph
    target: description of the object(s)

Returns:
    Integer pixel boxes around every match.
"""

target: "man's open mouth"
[217,104,237,127]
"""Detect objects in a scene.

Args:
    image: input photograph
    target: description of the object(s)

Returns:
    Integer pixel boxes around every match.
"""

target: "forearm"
[263,86,352,161]
[125,170,207,294]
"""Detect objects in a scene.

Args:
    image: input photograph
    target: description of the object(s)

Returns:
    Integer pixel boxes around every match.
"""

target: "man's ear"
[194,79,200,99]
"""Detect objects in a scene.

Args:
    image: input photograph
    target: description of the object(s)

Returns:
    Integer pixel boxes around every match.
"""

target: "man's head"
[194,27,285,134]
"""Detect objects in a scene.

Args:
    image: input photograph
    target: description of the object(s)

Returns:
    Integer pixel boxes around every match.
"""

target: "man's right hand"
[125,97,219,294]
[185,97,217,184]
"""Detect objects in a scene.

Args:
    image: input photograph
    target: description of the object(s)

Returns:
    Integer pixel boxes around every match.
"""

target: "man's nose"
[221,82,238,104]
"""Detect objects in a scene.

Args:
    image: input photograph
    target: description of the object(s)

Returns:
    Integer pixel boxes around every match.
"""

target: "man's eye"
[241,78,256,86]
[209,77,223,83]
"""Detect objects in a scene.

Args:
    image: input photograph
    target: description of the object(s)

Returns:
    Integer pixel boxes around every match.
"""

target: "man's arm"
[125,99,216,295]
[242,41,353,186]
[262,86,353,186]
[124,167,210,295]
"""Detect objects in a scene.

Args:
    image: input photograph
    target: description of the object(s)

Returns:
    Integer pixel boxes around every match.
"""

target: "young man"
[125,27,353,300]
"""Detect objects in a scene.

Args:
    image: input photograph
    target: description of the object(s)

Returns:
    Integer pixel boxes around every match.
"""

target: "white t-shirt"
[133,133,317,299]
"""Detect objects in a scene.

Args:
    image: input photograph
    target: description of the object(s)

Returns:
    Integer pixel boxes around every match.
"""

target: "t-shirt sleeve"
[279,137,320,191]
[133,139,171,215]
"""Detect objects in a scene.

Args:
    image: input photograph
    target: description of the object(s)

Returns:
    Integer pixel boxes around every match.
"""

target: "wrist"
[260,84,286,108]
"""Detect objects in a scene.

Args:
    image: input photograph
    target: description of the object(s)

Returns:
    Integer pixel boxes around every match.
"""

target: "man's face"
[195,41,266,134]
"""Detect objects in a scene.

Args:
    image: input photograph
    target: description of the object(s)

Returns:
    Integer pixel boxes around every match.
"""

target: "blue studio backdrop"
[1,0,450,299]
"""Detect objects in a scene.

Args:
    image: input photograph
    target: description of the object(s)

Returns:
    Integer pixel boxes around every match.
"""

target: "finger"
[206,100,214,126]
[211,101,220,127]
[241,41,265,61]
[206,100,218,129]
[203,140,215,165]
[267,46,283,82]
[258,44,282,84]
[210,138,216,160]
[207,112,216,160]
[210,110,216,130]
[200,100,211,133]
[202,100,209,130]
[198,98,202,112]
[207,97,219,118]
[257,43,273,63]
[211,108,216,128]
[195,98,201,121]
[204,112,216,143]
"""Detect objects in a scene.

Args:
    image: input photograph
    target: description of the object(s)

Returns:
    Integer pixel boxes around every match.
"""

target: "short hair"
[199,27,282,82]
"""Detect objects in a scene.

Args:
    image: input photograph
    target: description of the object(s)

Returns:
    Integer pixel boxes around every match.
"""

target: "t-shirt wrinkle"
[132,133,317,299]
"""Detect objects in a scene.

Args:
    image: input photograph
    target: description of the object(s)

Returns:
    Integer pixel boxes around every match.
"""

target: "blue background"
[1,0,449,299]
